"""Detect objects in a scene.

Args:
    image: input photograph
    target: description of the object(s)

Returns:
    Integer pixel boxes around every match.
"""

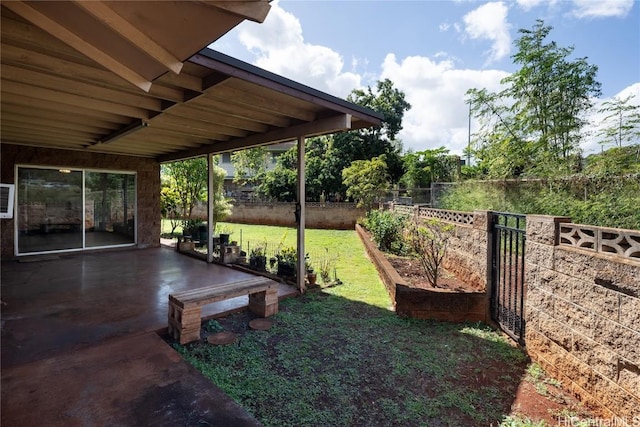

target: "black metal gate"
[491,212,526,344]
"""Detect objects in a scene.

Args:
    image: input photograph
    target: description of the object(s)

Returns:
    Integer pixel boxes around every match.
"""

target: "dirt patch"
[388,255,484,292]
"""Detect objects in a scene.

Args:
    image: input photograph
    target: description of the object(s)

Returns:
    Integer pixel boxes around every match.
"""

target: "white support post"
[296,135,306,293]
[207,153,215,263]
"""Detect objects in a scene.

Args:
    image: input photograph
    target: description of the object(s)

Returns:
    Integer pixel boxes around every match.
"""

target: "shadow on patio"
[1,247,296,426]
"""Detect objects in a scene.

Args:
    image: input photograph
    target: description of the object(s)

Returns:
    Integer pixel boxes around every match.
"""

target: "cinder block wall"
[442,210,491,291]
[525,215,640,419]
[218,202,366,230]
[391,205,492,292]
[0,143,161,258]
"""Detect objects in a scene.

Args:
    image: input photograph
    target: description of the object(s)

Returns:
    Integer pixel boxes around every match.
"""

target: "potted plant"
[249,245,267,271]
[275,246,297,278]
[179,218,205,251]
[305,258,317,286]
[182,218,204,239]
[218,225,232,245]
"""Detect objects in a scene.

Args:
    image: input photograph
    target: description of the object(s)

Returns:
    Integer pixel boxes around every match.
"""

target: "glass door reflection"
[85,172,135,248]
[17,168,83,253]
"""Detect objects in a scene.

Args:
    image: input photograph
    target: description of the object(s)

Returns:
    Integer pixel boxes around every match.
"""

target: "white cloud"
[571,0,635,19]
[235,3,360,98]
[222,1,636,159]
[463,2,512,64]
[516,0,558,11]
[381,53,510,155]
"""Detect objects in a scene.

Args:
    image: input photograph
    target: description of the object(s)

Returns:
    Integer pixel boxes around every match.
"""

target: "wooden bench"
[168,277,279,344]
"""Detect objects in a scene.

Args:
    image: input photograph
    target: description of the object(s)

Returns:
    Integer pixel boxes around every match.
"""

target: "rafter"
[207,1,271,23]
[159,114,352,162]
[2,80,148,119]
[73,0,183,75]
[3,1,152,91]
[1,64,162,111]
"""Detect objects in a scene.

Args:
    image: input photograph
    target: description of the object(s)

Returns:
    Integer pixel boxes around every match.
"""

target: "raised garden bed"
[356,224,489,323]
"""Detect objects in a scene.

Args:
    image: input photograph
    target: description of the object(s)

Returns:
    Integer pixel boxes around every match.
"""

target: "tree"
[230,147,269,187]
[597,94,640,148]
[342,155,390,207]
[207,163,232,232]
[160,183,181,234]
[467,20,601,177]
[161,158,208,218]
[258,79,411,202]
[256,146,298,202]
[466,87,532,178]
[404,219,455,287]
[337,78,410,182]
[400,147,460,188]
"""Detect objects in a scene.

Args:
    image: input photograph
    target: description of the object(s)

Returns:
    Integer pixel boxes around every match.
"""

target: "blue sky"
[213,0,640,155]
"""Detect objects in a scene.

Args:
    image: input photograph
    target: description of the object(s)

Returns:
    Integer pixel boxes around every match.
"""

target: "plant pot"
[250,255,267,271]
[219,233,230,245]
[179,241,195,252]
[307,272,317,285]
[277,263,296,278]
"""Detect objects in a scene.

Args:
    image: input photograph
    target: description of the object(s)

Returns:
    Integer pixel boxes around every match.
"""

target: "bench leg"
[168,302,202,344]
[248,287,279,317]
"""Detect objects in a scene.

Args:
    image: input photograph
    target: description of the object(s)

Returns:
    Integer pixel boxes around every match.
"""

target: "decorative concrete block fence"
[381,205,640,420]
[525,216,640,420]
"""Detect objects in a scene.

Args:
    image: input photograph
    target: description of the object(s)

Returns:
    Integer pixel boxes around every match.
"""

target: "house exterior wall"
[0,144,161,259]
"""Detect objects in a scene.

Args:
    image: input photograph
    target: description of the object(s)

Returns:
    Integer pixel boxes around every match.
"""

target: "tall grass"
[439,176,640,230]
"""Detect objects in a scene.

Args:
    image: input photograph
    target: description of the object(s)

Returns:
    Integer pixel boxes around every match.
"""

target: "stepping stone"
[207,331,237,345]
[249,318,274,331]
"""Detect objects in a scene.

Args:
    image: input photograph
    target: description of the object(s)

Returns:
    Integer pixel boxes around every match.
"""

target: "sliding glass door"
[16,166,136,255]
[85,171,136,248]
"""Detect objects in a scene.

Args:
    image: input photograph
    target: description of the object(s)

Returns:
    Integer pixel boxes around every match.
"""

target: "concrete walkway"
[1,247,296,426]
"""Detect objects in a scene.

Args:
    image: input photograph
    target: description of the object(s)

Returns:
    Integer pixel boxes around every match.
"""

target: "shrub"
[404,219,455,287]
[362,210,407,255]
[318,248,339,284]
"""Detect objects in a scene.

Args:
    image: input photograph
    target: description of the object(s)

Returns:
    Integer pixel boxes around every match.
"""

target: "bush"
[404,219,455,287]
[361,210,407,255]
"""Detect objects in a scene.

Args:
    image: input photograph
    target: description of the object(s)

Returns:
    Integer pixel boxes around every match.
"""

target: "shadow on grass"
[172,288,529,427]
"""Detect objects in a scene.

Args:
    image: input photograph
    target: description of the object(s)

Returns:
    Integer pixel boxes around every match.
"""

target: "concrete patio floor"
[1,246,297,426]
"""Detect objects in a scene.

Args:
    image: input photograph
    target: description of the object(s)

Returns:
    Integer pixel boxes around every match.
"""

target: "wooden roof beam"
[3,1,153,92]
[158,113,352,162]
[73,1,183,75]
[95,119,148,145]
[208,1,271,23]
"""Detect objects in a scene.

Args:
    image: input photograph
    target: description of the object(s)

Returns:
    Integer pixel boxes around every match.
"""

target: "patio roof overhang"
[1,2,383,162]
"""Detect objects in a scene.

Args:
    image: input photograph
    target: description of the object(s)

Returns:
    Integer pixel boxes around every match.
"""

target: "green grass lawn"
[170,222,549,426]
[162,220,391,307]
